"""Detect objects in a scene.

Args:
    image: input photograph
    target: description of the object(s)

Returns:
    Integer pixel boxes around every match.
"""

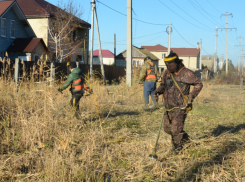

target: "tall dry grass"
[0,66,245,181]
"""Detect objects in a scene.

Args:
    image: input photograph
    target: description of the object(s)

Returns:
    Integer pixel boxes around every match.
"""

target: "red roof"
[171,48,200,57]
[0,1,14,17]
[7,38,48,53]
[90,50,115,58]
[141,44,168,52]
[17,0,90,27]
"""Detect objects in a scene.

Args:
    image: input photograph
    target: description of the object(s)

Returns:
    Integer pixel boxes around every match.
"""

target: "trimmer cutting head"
[149,153,158,160]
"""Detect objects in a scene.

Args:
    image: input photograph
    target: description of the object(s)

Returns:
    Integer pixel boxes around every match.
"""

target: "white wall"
[91,57,115,65]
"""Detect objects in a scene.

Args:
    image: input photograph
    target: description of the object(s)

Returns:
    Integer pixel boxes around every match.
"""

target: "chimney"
[197,42,199,49]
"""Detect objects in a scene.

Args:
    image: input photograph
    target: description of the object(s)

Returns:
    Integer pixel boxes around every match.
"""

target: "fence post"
[14,58,19,92]
[50,61,55,85]
[241,78,243,90]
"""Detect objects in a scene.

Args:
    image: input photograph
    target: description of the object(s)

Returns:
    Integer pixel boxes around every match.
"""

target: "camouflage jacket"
[156,66,203,109]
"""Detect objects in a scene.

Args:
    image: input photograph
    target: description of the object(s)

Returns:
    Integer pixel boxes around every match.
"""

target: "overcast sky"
[47,0,245,66]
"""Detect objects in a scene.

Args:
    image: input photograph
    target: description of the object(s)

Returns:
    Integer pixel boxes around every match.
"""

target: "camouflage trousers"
[164,109,189,150]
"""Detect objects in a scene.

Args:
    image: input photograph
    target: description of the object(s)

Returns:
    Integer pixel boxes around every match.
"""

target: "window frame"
[162,53,166,59]
[1,18,7,38]
[10,19,16,39]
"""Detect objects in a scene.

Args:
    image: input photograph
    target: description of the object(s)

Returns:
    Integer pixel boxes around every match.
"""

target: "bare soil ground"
[0,79,245,181]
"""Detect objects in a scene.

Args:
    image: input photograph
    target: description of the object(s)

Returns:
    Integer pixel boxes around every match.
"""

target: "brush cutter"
[149,103,189,160]
[149,111,165,160]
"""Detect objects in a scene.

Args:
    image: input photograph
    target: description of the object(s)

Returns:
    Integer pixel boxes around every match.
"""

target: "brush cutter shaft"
[121,88,142,102]
[154,111,165,151]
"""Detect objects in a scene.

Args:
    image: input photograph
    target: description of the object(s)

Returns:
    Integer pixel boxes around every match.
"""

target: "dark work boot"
[182,133,191,144]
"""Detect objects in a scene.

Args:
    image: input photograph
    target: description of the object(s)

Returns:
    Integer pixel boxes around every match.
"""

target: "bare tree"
[48,0,86,63]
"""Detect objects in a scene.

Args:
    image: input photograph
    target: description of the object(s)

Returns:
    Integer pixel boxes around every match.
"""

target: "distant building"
[170,48,200,71]
[0,0,36,59]
[142,44,201,71]
[17,0,91,62]
[89,50,115,65]
[141,44,168,69]
[115,46,159,67]
[7,38,48,61]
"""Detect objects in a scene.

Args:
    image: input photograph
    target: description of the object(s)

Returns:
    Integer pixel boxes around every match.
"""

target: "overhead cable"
[169,0,213,31]
[96,0,168,26]
[206,0,222,14]
[158,0,213,32]
[172,25,196,48]
[172,25,211,55]
[187,0,223,28]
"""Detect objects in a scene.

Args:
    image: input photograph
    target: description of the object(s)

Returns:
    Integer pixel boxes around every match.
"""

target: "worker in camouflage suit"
[58,62,85,118]
[139,57,158,110]
[154,51,203,152]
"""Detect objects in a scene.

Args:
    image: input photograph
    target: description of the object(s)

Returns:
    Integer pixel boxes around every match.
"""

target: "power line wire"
[96,0,168,26]
[172,25,196,48]
[94,30,167,44]
[169,0,213,30]
[194,0,220,19]
[172,25,211,55]
[187,0,223,28]
[206,0,222,14]
[158,0,213,32]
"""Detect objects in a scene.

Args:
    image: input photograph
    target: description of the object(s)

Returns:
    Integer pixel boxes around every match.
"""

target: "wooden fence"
[0,60,126,83]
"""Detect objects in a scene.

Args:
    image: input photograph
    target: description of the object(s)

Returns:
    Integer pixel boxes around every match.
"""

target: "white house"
[89,50,115,65]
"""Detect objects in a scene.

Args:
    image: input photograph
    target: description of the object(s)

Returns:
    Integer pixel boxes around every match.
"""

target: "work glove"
[58,88,62,92]
[186,96,192,105]
[137,80,143,84]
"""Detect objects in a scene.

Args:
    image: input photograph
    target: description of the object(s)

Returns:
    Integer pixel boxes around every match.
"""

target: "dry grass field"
[0,76,245,181]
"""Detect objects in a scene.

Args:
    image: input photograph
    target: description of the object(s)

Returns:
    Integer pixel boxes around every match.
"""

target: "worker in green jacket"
[139,57,158,109]
[58,62,85,118]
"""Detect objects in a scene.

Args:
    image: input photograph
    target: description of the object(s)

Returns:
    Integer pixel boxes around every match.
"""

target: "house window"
[162,53,166,59]
[34,55,40,61]
[72,30,76,42]
[10,20,15,38]
[1,18,7,37]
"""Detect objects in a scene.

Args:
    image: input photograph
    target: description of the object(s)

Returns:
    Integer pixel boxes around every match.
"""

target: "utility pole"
[167,23,172,55]
[114,33,116,64]
[199,39,202,69]
[126,0,132,86]
[242,50,244,75]
[235,36,244,74]
[214,26,218,73]
[220,12,236,74]
[89,0,95,77]
[94,4,105,84]
[226,12,228,74]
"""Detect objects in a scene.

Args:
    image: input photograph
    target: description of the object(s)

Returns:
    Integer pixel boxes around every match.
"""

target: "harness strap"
[170,73,187,105]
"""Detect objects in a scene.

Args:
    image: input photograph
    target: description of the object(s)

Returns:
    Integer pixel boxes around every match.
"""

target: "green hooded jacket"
[61,68,85,94]
[139,59,158,82]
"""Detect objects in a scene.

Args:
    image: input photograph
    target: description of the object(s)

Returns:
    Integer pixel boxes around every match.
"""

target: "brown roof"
[139,48,159,61]
[7,38,48,53]
[0,1,14,17]
[17,0,91,27]
[116,46,159,61]
[141,44,168,52]
[171,48,200,57]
